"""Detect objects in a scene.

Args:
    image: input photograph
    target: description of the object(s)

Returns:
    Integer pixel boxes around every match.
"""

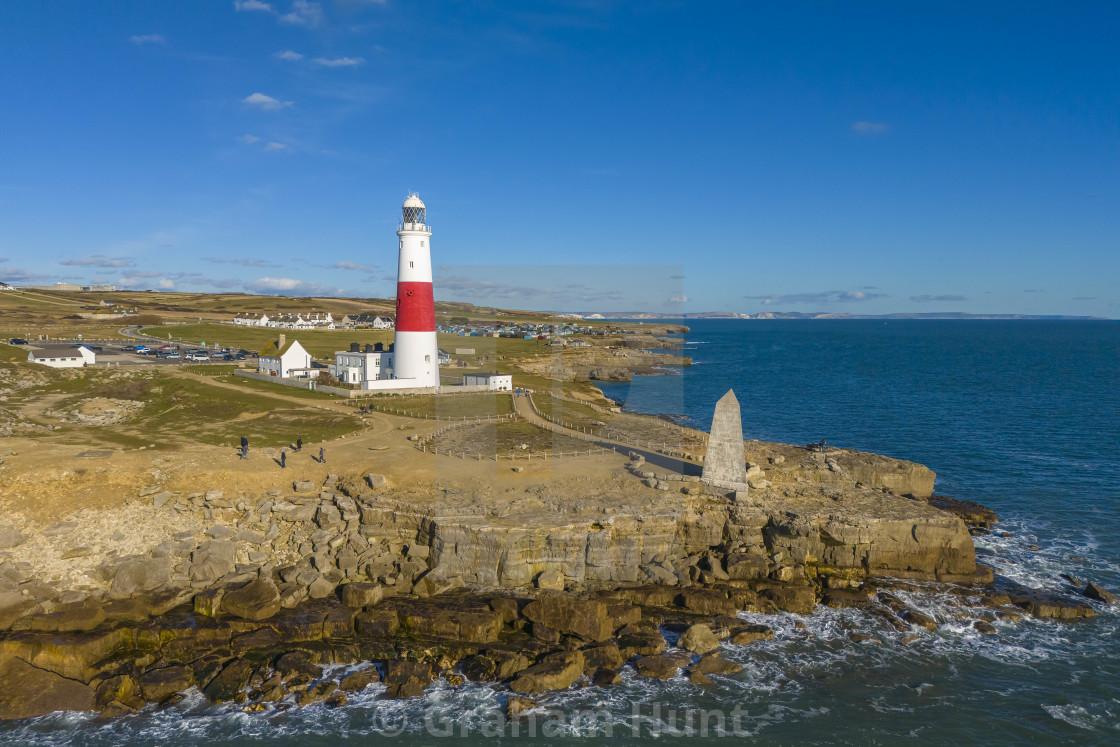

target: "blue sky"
[0,1,1116,316]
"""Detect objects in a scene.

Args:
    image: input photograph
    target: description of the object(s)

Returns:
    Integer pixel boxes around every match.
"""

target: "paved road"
[512,393,701,476]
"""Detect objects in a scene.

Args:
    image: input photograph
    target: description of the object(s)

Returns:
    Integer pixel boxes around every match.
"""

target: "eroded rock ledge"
[0,443,1106,720]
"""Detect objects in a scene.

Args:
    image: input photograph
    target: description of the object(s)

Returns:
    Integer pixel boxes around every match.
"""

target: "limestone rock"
[221,576,282,621]
[0,656,95,720]
[510,651,585,695]
[730,624,773,645]
[340,582,383,608]
[679,623,720,654]
[701,390,747,490]
[366,474,387,489]
[138,665,194,703]
[691,654,743,676]
[297,680,338,706]
[535,570,564,591]
[382,659,431,699]
[1084,582,1116,604]
[339,668,380,692]
[582,642,623,670]
[0,527,27,550]
[507,695,537,718]
[634,652,691,680]
[521,597,611,642]
[308,577,337,599]
[203,658,254,703]
[592,668,621,686]
[110,556,172,596]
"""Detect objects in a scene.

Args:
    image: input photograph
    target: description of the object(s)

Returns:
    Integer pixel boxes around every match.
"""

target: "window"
[421,240,425,247]
[410,261,414,268]
[425,355,431,362]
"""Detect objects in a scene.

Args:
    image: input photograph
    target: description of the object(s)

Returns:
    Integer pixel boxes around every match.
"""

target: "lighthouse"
[392,193,439,388]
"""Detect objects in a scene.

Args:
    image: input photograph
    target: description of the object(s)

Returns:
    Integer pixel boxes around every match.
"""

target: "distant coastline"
[572,311,1111,320]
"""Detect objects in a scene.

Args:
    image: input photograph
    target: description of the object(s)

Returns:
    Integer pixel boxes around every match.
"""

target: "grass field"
[8,364,361,449]
[533,394,611,429]
[362,392,514,418]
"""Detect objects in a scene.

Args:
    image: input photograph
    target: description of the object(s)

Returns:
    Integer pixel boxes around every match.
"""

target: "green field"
[9,365,361,449]
[362,392,514,419]
[533,394,611,429]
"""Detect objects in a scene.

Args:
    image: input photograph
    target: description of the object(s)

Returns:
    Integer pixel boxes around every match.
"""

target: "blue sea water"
[6,320,1119,745]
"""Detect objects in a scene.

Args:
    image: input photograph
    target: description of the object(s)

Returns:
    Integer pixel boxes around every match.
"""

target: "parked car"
[187,353,210,362]
[121,345,137,351]
[9,338,28,345]
[210,352,225,359]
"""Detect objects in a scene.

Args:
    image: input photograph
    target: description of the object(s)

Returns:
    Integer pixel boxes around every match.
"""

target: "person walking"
[239,444,248,460]
[296,437,302,452]
[318,447,325,464]
[280,451,286,468]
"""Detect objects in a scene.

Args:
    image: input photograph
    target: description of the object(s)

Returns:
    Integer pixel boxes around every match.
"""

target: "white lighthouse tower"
[392,193,439,388]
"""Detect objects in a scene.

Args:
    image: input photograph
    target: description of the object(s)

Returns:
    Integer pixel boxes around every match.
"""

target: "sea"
[6,320,1119,745]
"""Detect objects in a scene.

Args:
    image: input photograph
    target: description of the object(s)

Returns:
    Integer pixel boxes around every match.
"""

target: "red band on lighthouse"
[395,282,435,331]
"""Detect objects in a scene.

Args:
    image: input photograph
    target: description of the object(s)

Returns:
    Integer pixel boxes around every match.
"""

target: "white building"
[233,313,270,327]
[270,313,312,330]
[257,335,315,378]
[305,312,335,329]
[28,346,96,368]
[330,343,394,387]
[463,372,512,391]
[0,282,16,292]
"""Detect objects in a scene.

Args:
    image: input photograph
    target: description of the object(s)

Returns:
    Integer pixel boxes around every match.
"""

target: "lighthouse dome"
[401,192,427,227]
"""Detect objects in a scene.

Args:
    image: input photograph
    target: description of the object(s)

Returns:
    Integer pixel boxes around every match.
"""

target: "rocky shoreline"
[1,434,1113,722]
[0,541,1105,721]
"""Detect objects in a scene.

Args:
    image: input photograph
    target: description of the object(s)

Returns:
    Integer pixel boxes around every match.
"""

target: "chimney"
[278,334,286,350]
[364,344,374,353]
[374,342,383,352]
[350,342,360,352]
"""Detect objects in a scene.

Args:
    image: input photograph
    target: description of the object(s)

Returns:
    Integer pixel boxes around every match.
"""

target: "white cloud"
[911,294,966,302]
[263,142,287,151]
[158,277,176,290]
[242,92,293,111]
[60,254,134,268]
[273,49,304,61]
[852,121,889,135]
[129,34,165,45]
[236,134,262,145]
[234,0,273,11]
[313,56,365,67]
[246,276,340,296]
[331,261,372,272]
[279,1,323,27]
[667,294,688,304]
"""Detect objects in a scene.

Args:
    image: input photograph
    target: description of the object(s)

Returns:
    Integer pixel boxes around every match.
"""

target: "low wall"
[234,369,322,391]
